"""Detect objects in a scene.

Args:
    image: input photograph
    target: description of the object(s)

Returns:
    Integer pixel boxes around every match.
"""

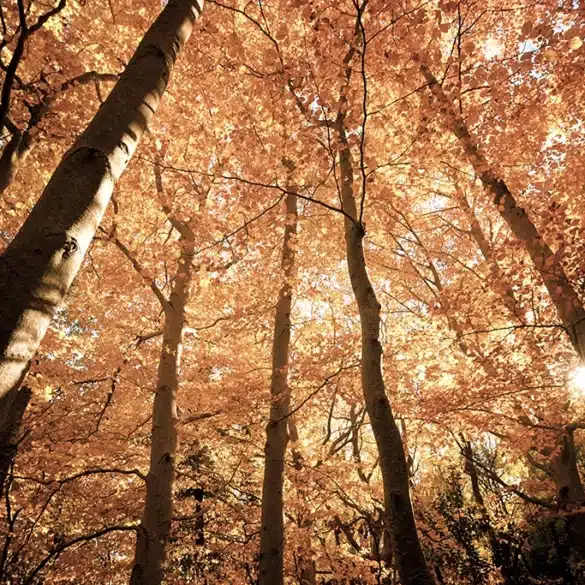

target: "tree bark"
[337,120,434,585]
[259,190,298,585]
[129,159,198,584]
[0,1,27,136]
[0,129,34,194]
[0,0,204,428]
[550,429,585,506]
[0,72,118,196]
[298,545,316,585]
[0,385,31,497]
[0,0,67,135]
[130,300,186,585]
[462,440,519,583]
[421,64,585,360]
[288,418,317,585]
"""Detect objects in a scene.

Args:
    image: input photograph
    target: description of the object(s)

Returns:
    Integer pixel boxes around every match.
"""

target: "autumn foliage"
[1,0,585,584]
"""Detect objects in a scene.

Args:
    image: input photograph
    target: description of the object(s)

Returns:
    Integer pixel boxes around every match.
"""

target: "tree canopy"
[1,0,585,584]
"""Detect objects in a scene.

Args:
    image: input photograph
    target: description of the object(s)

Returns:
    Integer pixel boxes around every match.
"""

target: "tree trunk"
[259,190,298,585]
[552,429,585,558]
[462,441,485,507]
[299,556,316,585]
[193,487,205,546]
[0,0,204,425]
[550,429,585,506]
[0,385,31,497]
[461,441,519,582]
[337,120,434,585]
[0,72,118,196]
[453,189,525,321]
[129,153,198,584]
[420,64,585,360]
[0,129,35,195]
[288,419,317,585]
[130,235,195,585]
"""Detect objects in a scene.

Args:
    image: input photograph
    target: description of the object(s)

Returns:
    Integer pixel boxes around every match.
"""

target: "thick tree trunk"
[550,429,585,506]
[337,121,434,585]
[130,236,195,585]
[0,72,118,196]
[0,0,204,423]
[421,64,585,360]
[0,385,31,497]
[259,191,298,585]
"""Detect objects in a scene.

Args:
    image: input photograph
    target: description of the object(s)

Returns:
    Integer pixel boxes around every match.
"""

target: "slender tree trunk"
[130,310,182,585]
[129,153,198,584]
[462,441,485,507]
[0,0,204,424]
[0,14,27,137]
[420,64,585,360]
[259,190,298,585]
[454,189,525,321]
[288,417,317,585]
[0,0,67,135]
[336,120,434,585]
[193,487,205,546]
[462,441,518,583]
[131,234,196,585]
[0,386,31,497]
[0,129,34,194]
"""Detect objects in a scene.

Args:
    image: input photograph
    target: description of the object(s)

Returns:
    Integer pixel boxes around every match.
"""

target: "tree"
[2,0,585,583]
[0,0,205,436]
[258,173,298,585]
[419,62,585,362]
[108,159,201,585]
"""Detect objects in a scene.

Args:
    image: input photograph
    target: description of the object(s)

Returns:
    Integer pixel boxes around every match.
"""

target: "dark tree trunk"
[0,386,31,497]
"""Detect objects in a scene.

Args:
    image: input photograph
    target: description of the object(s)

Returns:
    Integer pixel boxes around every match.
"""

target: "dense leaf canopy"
[1,0,585,583]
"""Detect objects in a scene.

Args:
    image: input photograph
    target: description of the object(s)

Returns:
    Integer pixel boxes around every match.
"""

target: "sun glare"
[483,38,503,59]
[572,367,585,392]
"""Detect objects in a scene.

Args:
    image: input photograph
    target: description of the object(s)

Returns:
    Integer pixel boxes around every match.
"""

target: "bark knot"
[61,236,79,259]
